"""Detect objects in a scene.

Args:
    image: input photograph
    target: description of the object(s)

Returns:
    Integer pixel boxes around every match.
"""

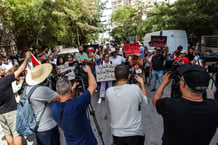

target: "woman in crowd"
[144,50,153,86]
[56,55,65,66]
[65,54,74,65]
[98,53,112,104]
[187,47,195,62]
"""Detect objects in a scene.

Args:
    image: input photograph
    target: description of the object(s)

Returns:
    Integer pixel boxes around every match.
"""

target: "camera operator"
[51,65,98,145]
[152,64,218,145]
[106,64,147,145]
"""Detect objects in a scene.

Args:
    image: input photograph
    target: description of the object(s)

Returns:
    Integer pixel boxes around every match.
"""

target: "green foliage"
[143,0,218,37]
[0,0,102,50]
[111,5,138,42]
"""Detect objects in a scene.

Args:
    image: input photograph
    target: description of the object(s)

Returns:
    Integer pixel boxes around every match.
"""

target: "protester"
[0,51,30,145]
[2,56,13,72]
[75,45,88,63]
[51,65,98,145]
[56,55,65,66]
[172,45,183,59]
[109,48,126,65]
[64,53,74,65]
[187,47,195,62]
[5,67,25,103]
[192,50,202,66]
[48,54,57,65]
[106,64,147,145]
[98,54,113,104]
[37,53,45,63]
[86,47,97,74]
[174,50,189,64]
[143,50,153,86]
[25,63,60,145]
[152,64,218,145]
[115,44,124,57]
[150,47,167,92]
[138,41,145,60]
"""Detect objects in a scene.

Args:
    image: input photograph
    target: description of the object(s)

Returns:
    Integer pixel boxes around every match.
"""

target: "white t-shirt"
[109,55,126,65]
[106,84,146,137]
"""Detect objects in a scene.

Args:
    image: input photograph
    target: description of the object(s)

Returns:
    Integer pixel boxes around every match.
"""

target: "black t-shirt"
[151,54,164,71]
[0,74,17,114]
[156,97,218,145]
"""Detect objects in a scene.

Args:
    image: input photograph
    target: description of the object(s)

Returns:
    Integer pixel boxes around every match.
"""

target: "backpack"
[16,85,47,136]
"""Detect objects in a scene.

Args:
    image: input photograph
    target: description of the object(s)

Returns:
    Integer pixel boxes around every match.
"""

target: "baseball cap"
[178,64,210,91]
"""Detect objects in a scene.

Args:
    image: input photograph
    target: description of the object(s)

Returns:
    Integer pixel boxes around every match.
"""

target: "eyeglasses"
[67,56,72,58]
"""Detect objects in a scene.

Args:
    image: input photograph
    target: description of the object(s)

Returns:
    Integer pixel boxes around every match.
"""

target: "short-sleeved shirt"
[51,91,97,145]
[0,74,17,114]
[156,97,218,145]
[109,55,126,65]
[106,84,146,137]
[26,86,58,132]
[75,52,88,61]
[151,54,164,71]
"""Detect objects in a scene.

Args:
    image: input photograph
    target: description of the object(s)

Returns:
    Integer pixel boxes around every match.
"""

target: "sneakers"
[150,89,156,92]
[98,98,102,104]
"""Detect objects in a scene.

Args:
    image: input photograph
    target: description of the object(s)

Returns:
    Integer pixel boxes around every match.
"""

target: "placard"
[96,64,116,82]
[57,64,75,80]
[123,42,140,56]
[149,36,167,47]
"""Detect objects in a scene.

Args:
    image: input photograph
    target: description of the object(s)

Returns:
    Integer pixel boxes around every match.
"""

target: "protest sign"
[57,64,75,80]
[123,42,140,56]
[149,36,167,48]
[96,64,116,82]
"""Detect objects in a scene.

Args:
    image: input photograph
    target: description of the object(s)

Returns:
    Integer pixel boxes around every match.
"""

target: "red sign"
[123,42,140,56]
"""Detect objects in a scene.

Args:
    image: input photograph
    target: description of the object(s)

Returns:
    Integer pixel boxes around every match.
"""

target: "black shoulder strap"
[25,85,47,125]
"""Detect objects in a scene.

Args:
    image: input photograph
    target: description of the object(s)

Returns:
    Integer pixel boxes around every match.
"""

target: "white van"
[143,30,188,54]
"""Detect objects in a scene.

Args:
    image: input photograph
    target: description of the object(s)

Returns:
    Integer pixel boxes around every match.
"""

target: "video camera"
[124,62,142,84]
[48,61,88,91]
[205,53,218,73]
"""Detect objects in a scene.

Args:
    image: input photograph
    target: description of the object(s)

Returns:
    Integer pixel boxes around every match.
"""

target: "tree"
[143,0,218,46]
[111,5,138,43]
[0,0,102,51]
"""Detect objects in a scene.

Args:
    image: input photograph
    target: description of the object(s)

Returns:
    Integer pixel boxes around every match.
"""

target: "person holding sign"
[98,54,113,104]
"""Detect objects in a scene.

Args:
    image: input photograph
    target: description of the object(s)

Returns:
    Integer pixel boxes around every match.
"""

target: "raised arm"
[14,51,31,79]
[152,72,171,107]
[83,65,97,96]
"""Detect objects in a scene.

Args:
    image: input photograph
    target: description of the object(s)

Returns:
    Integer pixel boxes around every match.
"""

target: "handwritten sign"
[57,64,75,80]
[149,36,167,47]
[123,42,140,56]
[96,64,116,82]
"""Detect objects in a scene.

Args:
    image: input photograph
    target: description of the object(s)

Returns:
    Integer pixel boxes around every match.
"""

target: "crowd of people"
[0,42,217,145]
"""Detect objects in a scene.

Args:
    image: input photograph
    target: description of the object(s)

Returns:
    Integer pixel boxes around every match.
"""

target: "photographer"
[51,65,98,145]
[152,64,218,145]
[106,64,147,145]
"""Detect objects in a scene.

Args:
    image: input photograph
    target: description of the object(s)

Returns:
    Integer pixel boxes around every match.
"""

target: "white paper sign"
[96,64,116,82]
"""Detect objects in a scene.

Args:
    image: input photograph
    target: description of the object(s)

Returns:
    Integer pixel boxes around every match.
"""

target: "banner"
[57,64,75,80]
[123,42,140,56]
[96,64,116,82]
[149,36,167,47]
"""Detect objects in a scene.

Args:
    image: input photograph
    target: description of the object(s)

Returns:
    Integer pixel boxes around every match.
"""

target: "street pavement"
[0,83,218,145]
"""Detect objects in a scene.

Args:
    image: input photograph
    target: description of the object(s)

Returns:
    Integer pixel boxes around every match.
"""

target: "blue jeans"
[36,126,60,145]
[152,70,163,90]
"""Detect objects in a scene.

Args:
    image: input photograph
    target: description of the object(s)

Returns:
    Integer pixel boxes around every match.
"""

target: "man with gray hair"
[51,65,98,145]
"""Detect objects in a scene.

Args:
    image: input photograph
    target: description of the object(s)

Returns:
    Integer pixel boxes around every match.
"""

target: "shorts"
[0,110,20,136]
